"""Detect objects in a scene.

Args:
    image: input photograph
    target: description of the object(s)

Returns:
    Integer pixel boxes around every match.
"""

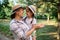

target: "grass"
[37,19,57,26]
[36,35,57,40]
[0,20,13,38]
[0,19,58,40]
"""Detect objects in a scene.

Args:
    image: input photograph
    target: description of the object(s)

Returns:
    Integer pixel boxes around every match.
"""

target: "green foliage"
[35,14,47,19]
[0,0,11,19]
[37,35,57,40]
[36,25,57,34]
[0,0,58,19]
[0,21,12,37]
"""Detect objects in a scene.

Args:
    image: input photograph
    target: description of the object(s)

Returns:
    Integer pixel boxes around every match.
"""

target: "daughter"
[23,5,37,40]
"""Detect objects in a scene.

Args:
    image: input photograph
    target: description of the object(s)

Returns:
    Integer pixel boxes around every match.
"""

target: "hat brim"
[28,6,35,14]
[13,7,24,13]
[11,7,24,15]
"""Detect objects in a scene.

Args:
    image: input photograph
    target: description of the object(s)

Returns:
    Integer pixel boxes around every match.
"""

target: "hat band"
[30,6,35,13]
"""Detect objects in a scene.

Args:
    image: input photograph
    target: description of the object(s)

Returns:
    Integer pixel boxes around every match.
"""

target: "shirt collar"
[13,19,24,24]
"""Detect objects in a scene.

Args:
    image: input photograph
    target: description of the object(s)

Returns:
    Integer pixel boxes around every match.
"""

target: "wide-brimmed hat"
[28,5,36,14]
[11,4,24,19]
[12,4,24,14]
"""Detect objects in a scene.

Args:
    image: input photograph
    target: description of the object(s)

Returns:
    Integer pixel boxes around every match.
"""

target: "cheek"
[19,11,23,15]
[26,12,29,15]
[20,13,23,16]
[20,10,24,14]
[27,13,31,16]
[22,11,24,13]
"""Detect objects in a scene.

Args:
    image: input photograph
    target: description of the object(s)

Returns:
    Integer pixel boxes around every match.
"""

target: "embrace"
[10,4,45,40]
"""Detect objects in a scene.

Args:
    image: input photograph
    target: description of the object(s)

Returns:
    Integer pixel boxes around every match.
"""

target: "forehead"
[20,8,24,10]
[18,8,24,11]
[26,7,30,11]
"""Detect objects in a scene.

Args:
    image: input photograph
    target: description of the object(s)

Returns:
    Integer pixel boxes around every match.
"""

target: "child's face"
[26,7,33,18]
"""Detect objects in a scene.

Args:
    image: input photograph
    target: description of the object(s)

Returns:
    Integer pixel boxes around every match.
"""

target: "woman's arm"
[26,26,35,37]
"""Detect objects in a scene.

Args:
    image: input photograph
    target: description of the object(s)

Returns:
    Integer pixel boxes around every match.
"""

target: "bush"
[35,14,47,19]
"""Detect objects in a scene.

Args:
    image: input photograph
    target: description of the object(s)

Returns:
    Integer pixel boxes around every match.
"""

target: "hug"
[10,4,44,40]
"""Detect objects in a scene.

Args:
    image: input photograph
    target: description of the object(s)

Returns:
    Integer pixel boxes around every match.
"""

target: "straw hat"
[11,4,24,19]
[12,4,24,15]
[28,5,36,14]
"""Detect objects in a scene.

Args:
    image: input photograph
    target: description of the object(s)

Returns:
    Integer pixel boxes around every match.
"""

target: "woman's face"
[16,8,24,18]
[26,7,33,18]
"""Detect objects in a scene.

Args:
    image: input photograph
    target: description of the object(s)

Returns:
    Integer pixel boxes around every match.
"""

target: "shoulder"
[23,16,27,19]
[33,18,36,21]
[10,19,18,30]
[32,18,37,24]
[10,19,16,25]
[10,19,18,29]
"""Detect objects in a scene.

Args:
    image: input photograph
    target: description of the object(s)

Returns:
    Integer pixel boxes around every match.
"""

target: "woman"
[10,4,44,40]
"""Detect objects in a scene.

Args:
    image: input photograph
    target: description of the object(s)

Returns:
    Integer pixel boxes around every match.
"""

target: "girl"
[24,5,37,40]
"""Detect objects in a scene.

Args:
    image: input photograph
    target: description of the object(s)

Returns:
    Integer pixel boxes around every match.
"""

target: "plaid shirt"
[10,19,32,40]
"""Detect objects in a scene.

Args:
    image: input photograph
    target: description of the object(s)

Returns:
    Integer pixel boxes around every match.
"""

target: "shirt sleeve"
[10,23,27,39]
[32,18,37,36]
[32,18,37,24]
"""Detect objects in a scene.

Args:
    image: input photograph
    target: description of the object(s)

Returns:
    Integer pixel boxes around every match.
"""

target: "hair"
[11,7,24,19]
[28,7,34,18]
[11,13,16,19]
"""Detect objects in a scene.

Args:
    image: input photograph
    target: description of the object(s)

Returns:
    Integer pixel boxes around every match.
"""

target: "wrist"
[32,27,35,31]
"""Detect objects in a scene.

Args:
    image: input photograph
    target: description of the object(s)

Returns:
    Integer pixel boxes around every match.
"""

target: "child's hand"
[38,24,45,28]
[32,24,45,29]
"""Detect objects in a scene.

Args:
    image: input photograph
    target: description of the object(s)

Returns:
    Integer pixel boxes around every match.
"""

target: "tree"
[0,0,11,19]
[57,1,60,40]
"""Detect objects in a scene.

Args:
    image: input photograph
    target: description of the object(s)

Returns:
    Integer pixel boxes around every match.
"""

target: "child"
[24,5,37,40]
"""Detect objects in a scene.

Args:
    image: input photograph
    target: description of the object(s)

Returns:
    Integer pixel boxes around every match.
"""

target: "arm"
[26,27,35,37]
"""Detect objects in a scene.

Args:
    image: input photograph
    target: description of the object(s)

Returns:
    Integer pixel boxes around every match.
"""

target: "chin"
[21,16,23,18]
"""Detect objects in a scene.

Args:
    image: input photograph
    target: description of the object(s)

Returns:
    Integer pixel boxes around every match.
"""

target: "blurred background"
[0,0,59,40]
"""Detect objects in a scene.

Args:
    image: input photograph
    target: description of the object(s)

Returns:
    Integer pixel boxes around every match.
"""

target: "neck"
[15,15,22,21]
[27,17,32,19]
[28,17,32,19]
[27,16,33,19]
